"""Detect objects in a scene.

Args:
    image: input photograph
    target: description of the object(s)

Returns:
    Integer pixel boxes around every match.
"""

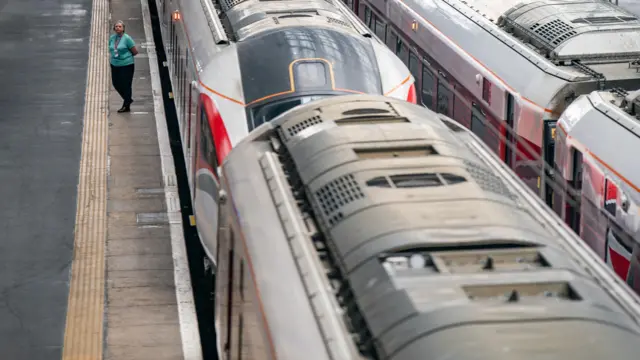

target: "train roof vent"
[463,281,582,303]
[354,145,438,160]
[464,159,516,199]
[278,101,405,143]
[218,0,249,12]
[381,244,554,277]
[499,0,640,61]
[327,16,350,28]
[364,172,466,188]
[285,115,324,138]
[314,173,365,226]
[530,19,576,47]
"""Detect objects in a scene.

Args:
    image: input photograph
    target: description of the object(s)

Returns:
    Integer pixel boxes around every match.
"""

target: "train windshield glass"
[248,95,331,131]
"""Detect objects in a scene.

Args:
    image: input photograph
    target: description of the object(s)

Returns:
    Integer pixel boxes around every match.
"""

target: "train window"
[183,51,189,120]
[386,29,398,50]
[470,102,486,139]
[408,53,420,102]
[374,16,386,42]
[421,66,435,109]
[178,48,183,103]
[345,0,354,11]
[437,81,452,116]
[565,148,583,233]
[397,39,409,65]
[572,149,583,191]
[170,22,174,48]
[294,62,328,88]
[187,87,192,151]
[482,77,492,105]
[200,107,219,168]
[248,95,329,130]
[173,35,178,74]
[364,6,372,28]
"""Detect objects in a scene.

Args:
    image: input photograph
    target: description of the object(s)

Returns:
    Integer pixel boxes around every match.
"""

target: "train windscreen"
[247,94,334,131]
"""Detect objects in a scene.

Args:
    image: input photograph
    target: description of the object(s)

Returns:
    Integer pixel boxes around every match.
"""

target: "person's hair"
[113,20,125,32]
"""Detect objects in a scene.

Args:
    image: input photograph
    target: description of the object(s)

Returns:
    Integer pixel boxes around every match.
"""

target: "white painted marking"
[128,17,141,20]
[140,1,204,359]
[131,111,150,115]
[60,38,85,43]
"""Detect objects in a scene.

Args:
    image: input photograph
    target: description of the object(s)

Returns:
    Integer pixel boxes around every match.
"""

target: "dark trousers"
[111,64,134,105]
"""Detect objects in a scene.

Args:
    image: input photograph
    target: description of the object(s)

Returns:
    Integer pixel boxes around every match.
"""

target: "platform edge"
[140,0,205,359]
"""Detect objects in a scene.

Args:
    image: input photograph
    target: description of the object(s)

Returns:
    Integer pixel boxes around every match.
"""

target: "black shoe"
[117,105,130,113]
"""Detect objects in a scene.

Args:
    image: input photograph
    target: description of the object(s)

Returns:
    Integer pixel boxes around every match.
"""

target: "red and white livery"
[154,0,415,261]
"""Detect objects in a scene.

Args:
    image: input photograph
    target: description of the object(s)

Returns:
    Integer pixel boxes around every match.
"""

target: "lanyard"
[114,35,121,53]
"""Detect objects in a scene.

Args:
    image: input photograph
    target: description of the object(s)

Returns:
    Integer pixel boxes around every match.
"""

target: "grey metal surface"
[502,0,640,60]
[221,94,640,359]
[0,0,90,358]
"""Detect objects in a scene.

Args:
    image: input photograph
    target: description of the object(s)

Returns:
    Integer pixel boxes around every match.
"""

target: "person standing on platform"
[109,20,138,113]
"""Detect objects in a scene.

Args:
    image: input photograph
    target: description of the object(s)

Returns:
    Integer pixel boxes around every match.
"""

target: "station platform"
[0,0,202,359]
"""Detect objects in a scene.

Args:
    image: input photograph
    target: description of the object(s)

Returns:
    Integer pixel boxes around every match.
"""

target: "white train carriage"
[342,0,640,200]
[214,94,640,359]
[153,0,415,261]
[553,89,640,294]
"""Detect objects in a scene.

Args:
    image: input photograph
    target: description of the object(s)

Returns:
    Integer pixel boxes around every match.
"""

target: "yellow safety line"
[61,0,109,357]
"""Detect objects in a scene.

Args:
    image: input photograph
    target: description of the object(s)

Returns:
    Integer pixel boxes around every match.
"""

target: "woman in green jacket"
[109,20,138,113]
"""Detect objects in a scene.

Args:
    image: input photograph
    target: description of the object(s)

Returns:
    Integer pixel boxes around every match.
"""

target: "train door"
[566,148,583,234]
[161,0,167,25]
[436,72,454,119]
[542,120,557,207]
[194,97,222,261]
[505,93,515,168]
[421,64,436,111]
[470,102,485,137]
[603,178,634,281]
[408,52,421,105]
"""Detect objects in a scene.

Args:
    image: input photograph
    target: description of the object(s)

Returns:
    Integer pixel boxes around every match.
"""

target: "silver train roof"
[459,0,640,61]
[221,94,640,359]
[395,0,640,108]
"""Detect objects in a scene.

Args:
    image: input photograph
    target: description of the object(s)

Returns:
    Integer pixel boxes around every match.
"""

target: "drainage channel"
[146,1,218,359]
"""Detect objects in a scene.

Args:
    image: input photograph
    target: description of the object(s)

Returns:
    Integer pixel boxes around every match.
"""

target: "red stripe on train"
[201,93,232,164]
[406,83,417,104]
[609,247,631,280]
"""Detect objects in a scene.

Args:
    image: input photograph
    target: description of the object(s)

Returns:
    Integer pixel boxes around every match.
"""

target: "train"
[345,0,640,290]
[554,89,640,293]
[153,0,416,261]
[214,94,640,359]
